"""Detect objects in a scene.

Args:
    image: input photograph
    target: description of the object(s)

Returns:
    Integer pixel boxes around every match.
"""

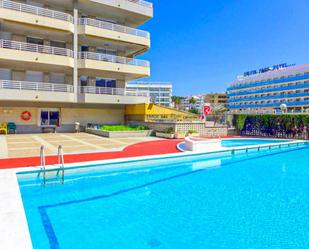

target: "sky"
[138,0,309,96]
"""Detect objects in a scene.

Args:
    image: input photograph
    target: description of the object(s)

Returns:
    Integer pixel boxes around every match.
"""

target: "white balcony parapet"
[0,80,74,92]
[80,86,149,97]
[0,39,74,57]
[78,18,150,39]
[78,51,150,67]
[127,0,153,8]
[0,0,74,23]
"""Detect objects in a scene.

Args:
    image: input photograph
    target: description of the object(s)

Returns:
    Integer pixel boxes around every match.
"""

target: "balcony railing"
[229,101,309,109]
[79,52,150,67]
[0,0,74,23]
[80,86,149,97]
[0,80,73,92]
[229,92,309,103]
[79,18,150,39]
[127,0,153,8]
[0,39,74,57]
[228,83,309,97]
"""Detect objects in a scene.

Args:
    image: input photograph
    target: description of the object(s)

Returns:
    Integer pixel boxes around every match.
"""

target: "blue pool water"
[18,142,309,249]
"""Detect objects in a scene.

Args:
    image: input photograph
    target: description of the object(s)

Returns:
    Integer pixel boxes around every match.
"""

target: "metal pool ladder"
[40,145,46,185]
[57,145,65,184]
[40,145,65,185]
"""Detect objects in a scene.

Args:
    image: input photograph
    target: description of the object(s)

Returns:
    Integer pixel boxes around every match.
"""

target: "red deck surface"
[0,136,241,169]
[0,139,183,169]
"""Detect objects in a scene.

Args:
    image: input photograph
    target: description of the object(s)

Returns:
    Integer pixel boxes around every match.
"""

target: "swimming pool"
[221,138,292,147]
[18,141,309,249]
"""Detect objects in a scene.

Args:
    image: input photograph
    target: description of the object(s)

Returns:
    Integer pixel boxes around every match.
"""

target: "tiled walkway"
[0,133,162,159]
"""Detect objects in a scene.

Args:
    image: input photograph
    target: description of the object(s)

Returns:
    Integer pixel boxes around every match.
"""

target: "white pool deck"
[0,138,307,249]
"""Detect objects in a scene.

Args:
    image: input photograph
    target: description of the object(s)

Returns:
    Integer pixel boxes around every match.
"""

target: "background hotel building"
[0,0,153,133]
[126,82,172,107]
[180,95,205,113]
[204,93,228,108]
[228,64,309,114]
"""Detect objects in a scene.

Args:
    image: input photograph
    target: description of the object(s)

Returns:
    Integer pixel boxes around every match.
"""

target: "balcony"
[78,18,150,55]
[228,83,309,97]
[229,101,309,109]
[0,39,74,70]
[78,86,149,104]
[0,0,74,32]
[78,0,153,27]
[78,52,150,81]
[0,80,74,103]
[229,92,309,103]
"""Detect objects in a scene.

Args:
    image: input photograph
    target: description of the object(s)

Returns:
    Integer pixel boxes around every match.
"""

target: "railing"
[229,92,309,103]
[127,0,153,8]
[79,18,150,39]
[228,83,309,97]
[78,51,150,67]
[0,0,74,23]
[0,39,74,57]
[229,101,309,109]
[0,80,74,93]
[79,86,149,97]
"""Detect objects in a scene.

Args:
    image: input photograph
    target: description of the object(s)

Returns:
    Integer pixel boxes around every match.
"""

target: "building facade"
[126,82,172,106]
[180,95,205,113]
[227,64,309,114]
[0,0,153,133]
[204,93,228,108]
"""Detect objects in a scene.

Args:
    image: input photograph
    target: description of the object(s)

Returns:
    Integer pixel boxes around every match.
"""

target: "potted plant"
[156,127,175,139]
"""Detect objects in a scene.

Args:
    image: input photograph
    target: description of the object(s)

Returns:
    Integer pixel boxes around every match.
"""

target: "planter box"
[156,132,175,139]
[188,133,200,137]
[86,128,152,138]
[175,133,186,139]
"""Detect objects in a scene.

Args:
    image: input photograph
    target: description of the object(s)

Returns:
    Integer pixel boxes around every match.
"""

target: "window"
[50,73,65,84]
[26,71,43,82]
[96,78,116,88]
[50,41,66,48]
[40,109,60,127]
[27,37,43,45]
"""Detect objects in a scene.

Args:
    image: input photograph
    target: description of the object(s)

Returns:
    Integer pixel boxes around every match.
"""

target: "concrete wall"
[131,121,229,137]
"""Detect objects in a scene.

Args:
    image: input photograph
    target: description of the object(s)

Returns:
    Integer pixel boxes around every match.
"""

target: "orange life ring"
[21,111,32,121]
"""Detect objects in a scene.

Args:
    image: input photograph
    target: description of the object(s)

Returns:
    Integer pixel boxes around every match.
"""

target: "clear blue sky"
[138,0,309,96]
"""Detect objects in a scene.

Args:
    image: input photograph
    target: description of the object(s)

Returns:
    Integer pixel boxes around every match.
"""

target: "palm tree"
[171,96,182,109]
[189,97,197,108]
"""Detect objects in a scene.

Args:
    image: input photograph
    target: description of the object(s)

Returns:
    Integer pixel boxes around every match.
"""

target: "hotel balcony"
[0,80,74,103]
[78,18,150,56]
[0,39,74,72]
[77,0,153,26]
[78,85,149,104]
[78,52,150,81]
[0,0,74,32]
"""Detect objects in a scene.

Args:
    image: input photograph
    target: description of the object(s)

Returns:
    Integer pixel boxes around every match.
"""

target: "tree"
[171,96,182,109]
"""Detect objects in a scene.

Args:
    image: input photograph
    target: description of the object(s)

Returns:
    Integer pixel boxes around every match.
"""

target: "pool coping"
[1,138,308,249]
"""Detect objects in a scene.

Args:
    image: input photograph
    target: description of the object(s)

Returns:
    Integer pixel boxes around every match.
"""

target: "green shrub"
[188,130,198,134]
[100,125,147,131]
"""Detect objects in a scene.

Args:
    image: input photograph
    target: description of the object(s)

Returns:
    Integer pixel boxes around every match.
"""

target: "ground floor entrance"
[0,104,125,134]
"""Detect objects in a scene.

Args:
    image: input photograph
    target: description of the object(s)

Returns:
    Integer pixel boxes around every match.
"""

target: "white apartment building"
[0,0,153,133]
[180,95,205,113]
[228,63,309,114]
[126,82,172,106]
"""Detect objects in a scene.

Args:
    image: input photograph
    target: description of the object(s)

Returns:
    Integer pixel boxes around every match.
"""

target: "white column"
[73,1,79,102]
